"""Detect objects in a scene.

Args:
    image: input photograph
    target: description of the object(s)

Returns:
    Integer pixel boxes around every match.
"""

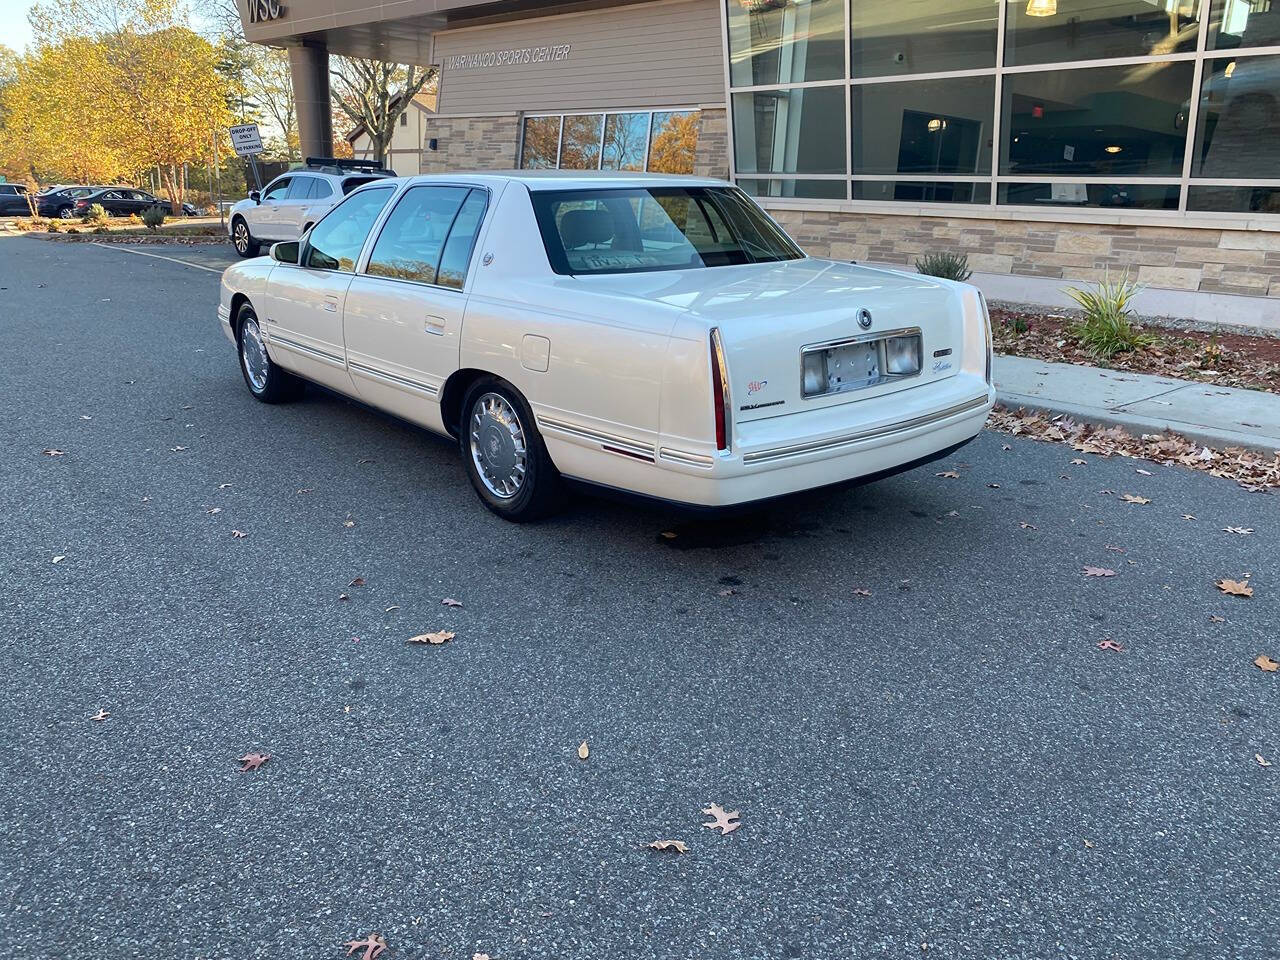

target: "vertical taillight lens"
[709,327,730,452]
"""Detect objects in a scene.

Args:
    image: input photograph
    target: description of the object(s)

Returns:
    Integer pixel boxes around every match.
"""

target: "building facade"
[239,0,1280,326]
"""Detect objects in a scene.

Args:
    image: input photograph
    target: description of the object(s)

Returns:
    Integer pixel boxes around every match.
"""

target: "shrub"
[1064,271,1152,359]
[915,251,973,282]
[1009,315,1031,335]
[82,203,107,224]
[128,213,142,223]
[141,204,167,232]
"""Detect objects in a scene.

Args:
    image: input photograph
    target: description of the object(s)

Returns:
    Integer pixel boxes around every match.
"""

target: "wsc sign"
[246,0,285,23]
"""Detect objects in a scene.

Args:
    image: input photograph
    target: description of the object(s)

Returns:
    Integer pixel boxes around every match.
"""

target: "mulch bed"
[25,231,229,245]
[991,307,1280,395]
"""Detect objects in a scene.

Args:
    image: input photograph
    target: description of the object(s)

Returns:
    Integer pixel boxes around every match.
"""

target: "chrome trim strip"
[742,394,991,465]
[539,416,655,458]
[267,333,346,368]
[348,360,439,397]
[802,325,922,354]
[659,447,715,468]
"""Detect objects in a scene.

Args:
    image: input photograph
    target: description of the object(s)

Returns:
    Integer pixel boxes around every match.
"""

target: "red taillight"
[709,328,730,452]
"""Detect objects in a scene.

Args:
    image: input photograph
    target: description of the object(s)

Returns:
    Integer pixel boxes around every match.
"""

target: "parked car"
[0,183,32,216]
[217,173,994,520]
[36,185,105,219]
[227,156,395,258]
[72,187,169,218]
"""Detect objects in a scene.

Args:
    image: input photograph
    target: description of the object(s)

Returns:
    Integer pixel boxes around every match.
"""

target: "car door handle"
[323,296,339,313]
[424,315,446,336]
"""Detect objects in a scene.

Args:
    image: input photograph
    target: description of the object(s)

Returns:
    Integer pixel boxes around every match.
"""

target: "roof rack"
[303,156,396,176]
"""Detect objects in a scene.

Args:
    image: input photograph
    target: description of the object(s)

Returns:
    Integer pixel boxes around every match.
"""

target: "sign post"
[229,122,265,191]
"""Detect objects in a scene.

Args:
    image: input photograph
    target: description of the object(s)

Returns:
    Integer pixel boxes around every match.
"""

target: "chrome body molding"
[348,360,439,397]
[659,447,715,468]
[742,394,991,465]
[539,416,655,459]
[267,332,346,369]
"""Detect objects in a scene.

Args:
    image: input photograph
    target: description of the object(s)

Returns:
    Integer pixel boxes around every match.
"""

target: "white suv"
[228,157,394,258]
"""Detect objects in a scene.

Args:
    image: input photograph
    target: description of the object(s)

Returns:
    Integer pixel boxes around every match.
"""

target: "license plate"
[801,331,922,398]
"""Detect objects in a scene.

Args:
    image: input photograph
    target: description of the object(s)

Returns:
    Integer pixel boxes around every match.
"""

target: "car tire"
[57,206,74,219]
[459,376,564,522]
[231,217,260,258]
[235,302,302,404]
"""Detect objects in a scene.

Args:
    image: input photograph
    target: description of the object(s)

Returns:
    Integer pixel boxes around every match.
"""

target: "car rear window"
[529,186,804,276]
[341,176,384,195]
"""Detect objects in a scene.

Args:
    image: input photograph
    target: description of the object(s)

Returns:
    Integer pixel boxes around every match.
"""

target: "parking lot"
[2,235,1277,959]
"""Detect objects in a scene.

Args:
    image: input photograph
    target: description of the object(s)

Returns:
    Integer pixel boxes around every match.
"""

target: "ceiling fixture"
[927,118,947,133]
[1104,145,1122,153]
[1224,60,1236,77]
[1025,0,1057,16]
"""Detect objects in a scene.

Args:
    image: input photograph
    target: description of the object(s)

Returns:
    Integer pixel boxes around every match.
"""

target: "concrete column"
[289,43,333,159]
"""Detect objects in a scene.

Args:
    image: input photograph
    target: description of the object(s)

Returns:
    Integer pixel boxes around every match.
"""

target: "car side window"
[262,178,291,202]
[286,177,314,200]
[436,190,488,290]
[104,191,122,200]
[305,187,395,272]
[311,179,334,199]
[365,185,470,286]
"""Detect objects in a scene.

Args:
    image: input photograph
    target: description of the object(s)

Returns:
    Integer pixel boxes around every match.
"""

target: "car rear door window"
[287,177,315,200]
[365,186,471,286]
[305,186,395,272]
[311,179,334,199]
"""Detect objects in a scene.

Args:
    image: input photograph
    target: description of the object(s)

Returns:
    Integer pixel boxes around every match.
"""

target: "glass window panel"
[852,77,995,175]
[1208,0,1280,49]
[366,185,470,285]
[1001,62,1194,177]
[305,187,395,272]
[262,177,291,201]
[649,111,701,174]
[727,0,845,86]
[854,180,992,202]
[520,116,560,169]
[1193,55,1280,179]
[1187,185,1280,213]
[1005,0,1199,66]
[851,0,997,77]
[437,190,489,289]
[560,114,605,170]
[737,178,848,199]
[998,181,1180,208]
[602,113,650,171]
[732,87,847,175]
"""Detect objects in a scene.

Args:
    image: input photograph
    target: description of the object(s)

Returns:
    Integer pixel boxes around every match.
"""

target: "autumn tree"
[330,58,435,166]
[648,111,701,175]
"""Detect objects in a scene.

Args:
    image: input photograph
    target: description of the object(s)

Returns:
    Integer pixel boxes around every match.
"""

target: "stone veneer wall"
[694,108,728,180]
[768,209,1280,299]
[420,114,522,174]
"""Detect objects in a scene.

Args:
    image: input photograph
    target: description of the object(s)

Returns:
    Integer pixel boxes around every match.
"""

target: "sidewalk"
[994,354,1280,454]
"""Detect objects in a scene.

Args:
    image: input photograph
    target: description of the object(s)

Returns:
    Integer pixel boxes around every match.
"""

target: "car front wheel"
[236,303,301,403]
[460,377,563,521]
[231,217,260,258]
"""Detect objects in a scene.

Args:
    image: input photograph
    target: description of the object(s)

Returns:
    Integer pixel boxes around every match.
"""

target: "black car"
[0,183,32,216]
[72,187,170,218]
[36,185,105,219]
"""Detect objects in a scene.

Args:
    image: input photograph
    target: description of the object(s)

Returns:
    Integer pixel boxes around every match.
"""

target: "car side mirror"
[270,241,300,264]
[250,190,261,204]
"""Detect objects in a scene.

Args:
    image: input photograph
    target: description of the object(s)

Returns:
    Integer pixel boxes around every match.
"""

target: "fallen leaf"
[1136,468,1153,476]
[349,577,366,587]
[473,954,492,960]
[1257,754,1273,768]
[407,631,454,645]
[344,934,387,960]
[343,519,355,528]
[1096,639,1124,652]
[987,482,1000,489]
[238,752,270,772]
[1019,521,1037,530]
[52,555,66,564]
[935,470,960,479]
[1083,839,1095,849]
[1120,494,1150,505]
[170,446,187,452]
[79,415,92,421]
[357,458,374,465]
[944,510,960,517]
[648,840,688,854]
[338,593,349,602]
[1209,615,1225,623]
[701,802,742,836]
[852,588,871,596]
[1083,566,1116,577]
[1255,655,1278,672]
[660,531,677,540]
[1104,544,1125,553]
[206,507,222,515]
[1223,526,1254,535]
[718,587,737,597]
[442,597,464,607]
[1217,579,1253,597]
[1001,444,1011,451]
[384,605,400,612]
[91,709,109,722]
[230,530,247,539]
[577,740,589,760]
[218,483,233,489]
[297,488,312,494]
[42,448,65,457]
[1070,458,1086,465]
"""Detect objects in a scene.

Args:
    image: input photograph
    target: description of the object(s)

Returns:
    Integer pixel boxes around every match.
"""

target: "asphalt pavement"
[2,235,1277,960]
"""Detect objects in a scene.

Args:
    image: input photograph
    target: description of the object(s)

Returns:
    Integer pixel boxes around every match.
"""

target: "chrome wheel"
[240,317,269,393]
[469,392,528,499]
[233,220,250,254]
[58,206,74,220]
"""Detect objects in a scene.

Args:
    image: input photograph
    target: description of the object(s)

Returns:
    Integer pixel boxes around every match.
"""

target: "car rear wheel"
[231,217,260,258]
[57,206,74,219]
[460,377,563,521]
[236,303,302,403]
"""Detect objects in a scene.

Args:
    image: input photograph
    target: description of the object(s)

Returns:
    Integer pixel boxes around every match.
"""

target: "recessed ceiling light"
[1104,145,1122,154]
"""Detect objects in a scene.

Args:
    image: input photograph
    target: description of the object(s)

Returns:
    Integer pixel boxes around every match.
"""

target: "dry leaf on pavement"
[52,555,66,564]
[442,597,464,607]
[343,518,356,528]
[648,840,688,853]
[1209,615,1225,623]
[1217,579,1253,597]
[701,803,742,836]
[1083,567,1116,577]
[1182,514,1197,520]
[578,741,589,760]
[238,752,270,772]
[1223,527,1254,535]
[1104,544,1125,553]
[206,507,221,514]
[1096,639,1124,652]
[473,954,493,960]
[935,470,960,479]
[230,530,247,539]
[1257,754,1273,768]
[1019,521,1037,530]
[349,577,366,587]
[344,934,387,960]
[718,587,738,597]
[1136,468,1153,475]
[1119,494,1151,505]
[42,448,65,456]
[407,631,454,645]
[660,531,677,539]
[853,588,871,596]
[1070,459,1086,465]
[1254,655,1278,672]
[91,709,109,721]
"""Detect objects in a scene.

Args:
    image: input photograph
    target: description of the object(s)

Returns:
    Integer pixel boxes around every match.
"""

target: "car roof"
[390,170,729,192]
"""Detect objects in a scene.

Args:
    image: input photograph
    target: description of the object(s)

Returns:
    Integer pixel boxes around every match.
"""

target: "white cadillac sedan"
[217,172,995,521]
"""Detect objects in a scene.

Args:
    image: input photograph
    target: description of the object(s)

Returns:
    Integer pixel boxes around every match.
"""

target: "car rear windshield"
[529,186,805,275]
[341,175,384,195]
